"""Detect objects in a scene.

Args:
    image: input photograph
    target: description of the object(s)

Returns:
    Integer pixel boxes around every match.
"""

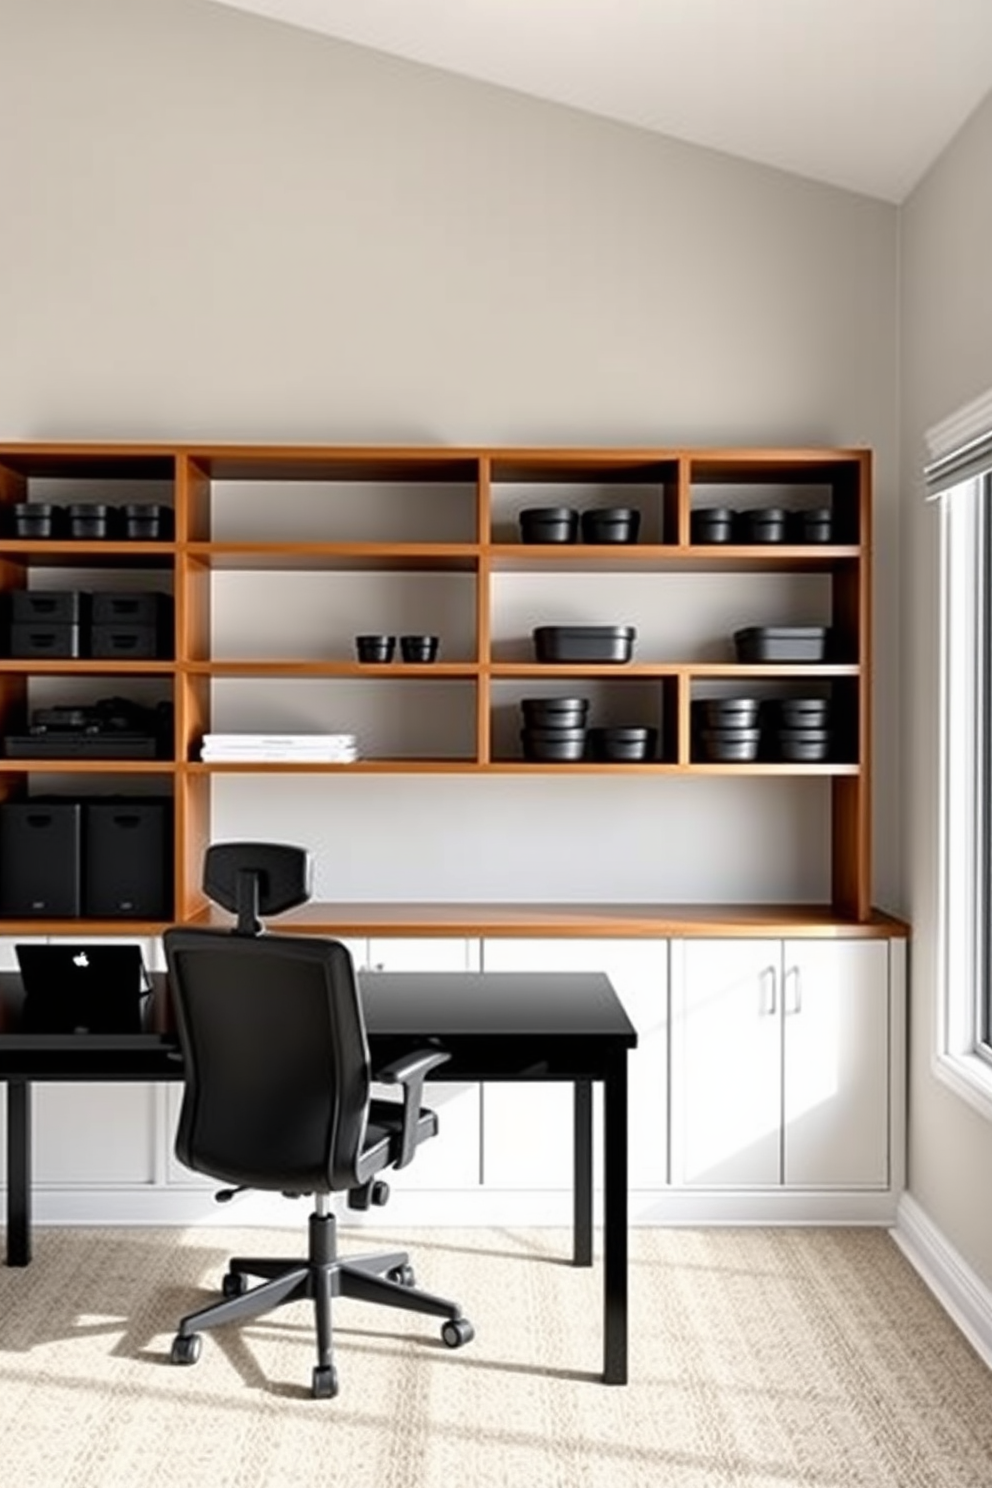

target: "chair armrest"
[374,1048,451,1169]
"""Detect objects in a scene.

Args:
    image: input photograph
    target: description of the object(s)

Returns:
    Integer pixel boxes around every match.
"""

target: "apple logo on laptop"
[72,951,90,968]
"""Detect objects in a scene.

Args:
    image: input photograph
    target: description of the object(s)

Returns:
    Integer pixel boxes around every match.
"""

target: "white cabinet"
[365,938,482,1190]
[670,939,890,1189]
[479,939,668,1191]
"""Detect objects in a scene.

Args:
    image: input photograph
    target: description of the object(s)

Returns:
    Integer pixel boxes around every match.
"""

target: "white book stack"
[200,733,359,763]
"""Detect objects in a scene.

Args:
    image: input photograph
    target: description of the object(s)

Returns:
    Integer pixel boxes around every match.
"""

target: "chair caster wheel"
[171,1332,202,1366]
[222,1271,248,1298]
[312,1364,339,1399]
[387,1264,415,1287]
[441,1317,474,1349]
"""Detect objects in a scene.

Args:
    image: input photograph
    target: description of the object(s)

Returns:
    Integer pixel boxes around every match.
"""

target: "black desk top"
[0,969,636,1080]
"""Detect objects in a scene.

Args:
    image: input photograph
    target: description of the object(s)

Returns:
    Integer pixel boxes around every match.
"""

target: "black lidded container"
[738,507,786,544]
[122,503,174,540]
[13,502,65,539]
[580,508,641,544]
[733,626,829,663]
[533,625,636,663]
[776,729,832,762]
[690,507,734,544]
[776,696,831,728]
[520,726,586,762]
[520,697,589,729]
[519,506,579,544]
[693,697,761,729]
[67,502,117,539]
[787,507,833,544]
[585,725,658,762]
[399,633,440,663]
[699,727,761,762]
[355,633,395,663]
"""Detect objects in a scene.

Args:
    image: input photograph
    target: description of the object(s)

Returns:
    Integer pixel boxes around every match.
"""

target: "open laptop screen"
[14,944,148,1034]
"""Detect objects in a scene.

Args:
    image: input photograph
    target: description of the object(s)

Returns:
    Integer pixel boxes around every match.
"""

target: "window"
[929,390,992,1116]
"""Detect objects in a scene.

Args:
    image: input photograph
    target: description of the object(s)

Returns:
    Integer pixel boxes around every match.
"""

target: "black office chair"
[162,842,474,1399]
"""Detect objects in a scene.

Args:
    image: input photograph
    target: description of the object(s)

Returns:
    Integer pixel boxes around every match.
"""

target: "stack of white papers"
[200,733,359,763]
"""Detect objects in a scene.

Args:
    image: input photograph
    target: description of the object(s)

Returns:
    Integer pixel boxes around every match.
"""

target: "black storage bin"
[733,627,830,663]
[585,726,658,762]
[13,503,65,539]
[520,727,586,762]
[776,730,832,763]
[690,508,734,544]
[84,798,172,918]
[121,504,173,540]
[10,623,83,659]
[355,634,395,663]
[67,503,116,539]
[0,800,82,916]
[519,507,579,544]
[699,728,761,762]
[533,625,636,663]
[738,508,786,544]
[91,591,171,626]
[90,624,161,660]
[520,697,589,729]
[10,590,89,625]
[694,697,761,729]
[787,508,833,543]
[580,508,641,544]
[777,697,831,728]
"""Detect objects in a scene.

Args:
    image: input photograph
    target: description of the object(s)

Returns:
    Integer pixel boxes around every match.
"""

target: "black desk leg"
[7,1080,31,1266]
[573,1080,593,1267]
[603,1051,628,1384]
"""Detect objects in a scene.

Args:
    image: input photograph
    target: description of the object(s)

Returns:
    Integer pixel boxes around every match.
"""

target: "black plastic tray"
[533,625,636,663]
[733,627,829,663]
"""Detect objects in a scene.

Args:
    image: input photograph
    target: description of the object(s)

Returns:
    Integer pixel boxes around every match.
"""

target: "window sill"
[933,1050,992,1123]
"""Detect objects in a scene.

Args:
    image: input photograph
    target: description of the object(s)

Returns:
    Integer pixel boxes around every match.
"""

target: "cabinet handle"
[761,966,777,1015]
[784,966,802,1014]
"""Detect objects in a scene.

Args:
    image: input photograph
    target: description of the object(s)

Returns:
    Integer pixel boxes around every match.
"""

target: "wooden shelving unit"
[0,440,875,933]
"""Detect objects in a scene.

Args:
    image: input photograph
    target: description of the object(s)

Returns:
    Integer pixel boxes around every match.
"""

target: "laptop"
[14,944,149,1034]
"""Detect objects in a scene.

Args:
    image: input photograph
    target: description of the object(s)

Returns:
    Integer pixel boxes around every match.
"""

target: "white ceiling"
[206,0,992,202]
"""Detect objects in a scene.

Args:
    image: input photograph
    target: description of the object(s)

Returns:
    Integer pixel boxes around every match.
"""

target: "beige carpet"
[0,1225,990,1488]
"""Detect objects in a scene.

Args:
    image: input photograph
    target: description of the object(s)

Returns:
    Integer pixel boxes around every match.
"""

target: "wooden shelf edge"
[186,901,908,939]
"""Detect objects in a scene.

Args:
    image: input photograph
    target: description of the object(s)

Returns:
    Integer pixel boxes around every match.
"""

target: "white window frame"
[931,390,992,1120]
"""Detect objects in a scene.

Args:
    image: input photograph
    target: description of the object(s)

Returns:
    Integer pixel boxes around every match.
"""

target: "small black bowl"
[355,634,395,663]
[400,633,440,663]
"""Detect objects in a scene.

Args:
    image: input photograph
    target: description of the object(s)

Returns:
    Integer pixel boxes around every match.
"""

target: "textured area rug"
[0,1225,989,1488]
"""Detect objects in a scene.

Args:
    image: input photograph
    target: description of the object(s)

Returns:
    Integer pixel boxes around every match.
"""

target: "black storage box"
[691,508,734,544]
[67,503,117,539]
[90,624,162,660]
[533,625,636,663]
[84,798,172,918]
[694,697,761,729]
[733,627,830,663]
[520,727,586,762]
[580,508,641,544]
[777,697,831,728]
[699,728,761,762]
[10,623,83,659]
[520,697,589,728]
[776,729,832,762]
[13,503,65,539]
[738,508,786,544]
[788,508,833,543]
[585,726,658,762]
[91,591,172,626]
[519,507,579,544]
[10,590,89,625]
[121,504,173,540]
[0,800,82,916]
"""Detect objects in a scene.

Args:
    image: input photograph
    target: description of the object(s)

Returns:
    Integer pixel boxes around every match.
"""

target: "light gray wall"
[0,0,900,904]
[900,88,992,1286]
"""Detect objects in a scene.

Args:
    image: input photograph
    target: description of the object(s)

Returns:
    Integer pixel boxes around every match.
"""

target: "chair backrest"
[163,928,371,1194]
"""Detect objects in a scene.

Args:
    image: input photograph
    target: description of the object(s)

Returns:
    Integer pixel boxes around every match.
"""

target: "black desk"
[0,968,637,1384]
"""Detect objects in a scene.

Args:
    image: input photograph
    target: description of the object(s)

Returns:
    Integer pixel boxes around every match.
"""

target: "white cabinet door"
[671,940,781,1187]
[479,939,667,1191]
[782,939,889,1188]
[365,938,482,1190]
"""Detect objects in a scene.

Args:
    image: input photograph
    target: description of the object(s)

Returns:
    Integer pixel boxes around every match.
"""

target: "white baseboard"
[10,1183,900,1230]
[891,1192,992,1370]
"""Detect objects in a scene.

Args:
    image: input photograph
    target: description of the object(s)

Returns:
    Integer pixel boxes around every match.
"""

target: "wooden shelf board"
[488,543,860,572]
[186,759,478,773]
[183,660,478,677]
[0,759,176,773]
[189,899,907,939]
[0,919,173,936]
[184,542,479,572]
[0,541,175,567]
[0,660,174,674]
[487,662,859,678]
